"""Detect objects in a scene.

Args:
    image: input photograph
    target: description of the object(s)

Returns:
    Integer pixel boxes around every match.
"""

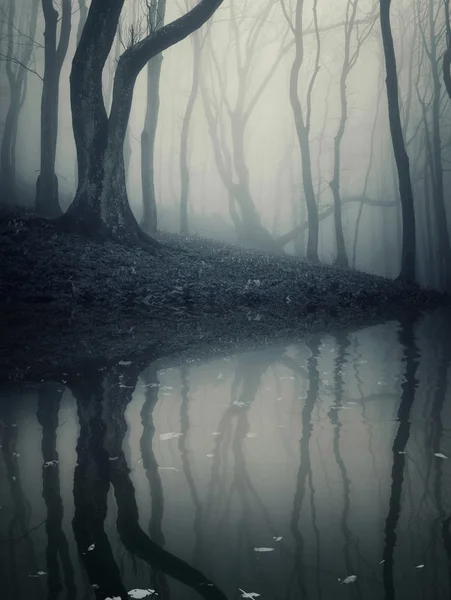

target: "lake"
[1,308,451,599]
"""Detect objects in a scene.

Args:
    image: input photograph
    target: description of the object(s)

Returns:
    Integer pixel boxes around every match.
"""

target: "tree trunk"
[0,0,39,204]
[380,0,416,282]
[141,55,163,233]
[36,0,71,217]
[180,31,201,235]
[289,0,319,263]
[60,0,224,244]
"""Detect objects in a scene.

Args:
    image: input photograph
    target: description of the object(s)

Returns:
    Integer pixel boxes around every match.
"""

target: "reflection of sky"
[1,312,451,599]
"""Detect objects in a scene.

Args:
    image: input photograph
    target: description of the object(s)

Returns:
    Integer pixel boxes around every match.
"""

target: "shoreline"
[1,213,448,382]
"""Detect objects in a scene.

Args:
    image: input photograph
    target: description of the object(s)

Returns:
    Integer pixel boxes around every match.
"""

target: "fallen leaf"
[239,589,261,599]
[87,543,95,552]
[415,564,424,569]
[159,432,182,441]
[434,453,448,459]
[118,361,131,366]
[340,575,357,584]
[128,589,156,598]
[273,536,283,542]
[206,454,215,458]
[254,547,274,552]
[158,467,179,472]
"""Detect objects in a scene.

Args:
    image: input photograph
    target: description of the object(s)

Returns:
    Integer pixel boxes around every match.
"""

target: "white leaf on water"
[158,467,179,472]
[142,383,158,388]
[29,571,47,577]
[415,564,425,569]
[162,393,172,396]
[87,544,95,552]
[109,457,119,461]
[254,547,274,552]
[12,476,16,481]
[398,451,406,455]
[217,373,224,380]
[105,597,121,600]
[341,575,357,584]
[233,401,245,408]
[118,361,131,366]
[273,536,283,542]
[159,433,183,441]
[206,454,215,458]
[434,453,448,459]
[379,560,385,564]
[128,589,156,598]
[44,460,58,468]
[13,452,20,457]
[119,384,134,388]
[212,432,221,436]
[161,386,173,390]
[245,433,257,438]
[239,589,261,599]
[91,584,100,589]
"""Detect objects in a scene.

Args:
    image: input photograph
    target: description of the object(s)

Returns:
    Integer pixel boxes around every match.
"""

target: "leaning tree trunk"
[380,0,416,282]
[179,30,201,235]
[36,0,71,217]
[60,0,224,244]
[141,0,167,234]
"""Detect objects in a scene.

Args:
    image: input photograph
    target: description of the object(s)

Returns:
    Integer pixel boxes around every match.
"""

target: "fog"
[1,0,451,288]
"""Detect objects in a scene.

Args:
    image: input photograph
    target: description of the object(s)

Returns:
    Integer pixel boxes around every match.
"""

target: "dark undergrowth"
[0,208,448,382]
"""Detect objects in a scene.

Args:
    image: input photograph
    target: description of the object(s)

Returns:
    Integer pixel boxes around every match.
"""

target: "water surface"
[1,309,451,599]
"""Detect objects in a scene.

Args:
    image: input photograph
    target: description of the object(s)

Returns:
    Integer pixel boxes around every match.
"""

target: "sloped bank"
[0,212,447,381]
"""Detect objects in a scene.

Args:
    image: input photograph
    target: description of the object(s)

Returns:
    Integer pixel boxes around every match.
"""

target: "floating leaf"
[415,564,424,569]
[273,536,283,542]
[254,547,274,552]
[340,575,357,584]
[239,590,261,599]
[379,560,385,564]
[233,401,245,408]
[434,453,448,459]
[217,373,224,380]
[109,457,119,461]
[87,543,95,552]
[159,432,183,441]
[206,454,215,458]
[128,589,156,598]
[29,571,47,578]
[43,460,58,468]
[158,467,179,472]
[245,433,257,438]
[118,361,131,366]
[105,597,121,600]
[212,432,221,436]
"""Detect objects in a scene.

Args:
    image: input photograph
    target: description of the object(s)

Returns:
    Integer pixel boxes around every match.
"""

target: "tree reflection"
[382,317,420,600]
[37,382,75,599]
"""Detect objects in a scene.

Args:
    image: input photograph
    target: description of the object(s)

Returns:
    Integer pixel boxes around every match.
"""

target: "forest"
[2,3,451,600]
[1,0,451,290]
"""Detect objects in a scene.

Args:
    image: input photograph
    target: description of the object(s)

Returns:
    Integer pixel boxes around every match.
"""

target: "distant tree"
[60,0,224,245]
[380,0,416,281]
[141,0,167,234]
[0,0,39,204]
[282,0,321,262]
[35,0,72,217]
[329,0,376,268]
[179,0,205,235]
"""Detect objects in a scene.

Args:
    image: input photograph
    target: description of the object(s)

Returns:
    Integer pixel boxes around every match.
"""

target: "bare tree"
[59,0,225,245]
[141,0,167,234]
[0,0,40,203]
[329,0,376,268]
[179,0,205,235]
[35,0,72,217]
[283,0,321,262]
[380,0,417,281]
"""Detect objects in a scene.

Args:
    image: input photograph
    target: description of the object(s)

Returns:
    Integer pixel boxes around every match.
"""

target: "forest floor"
[0,209,448,382]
